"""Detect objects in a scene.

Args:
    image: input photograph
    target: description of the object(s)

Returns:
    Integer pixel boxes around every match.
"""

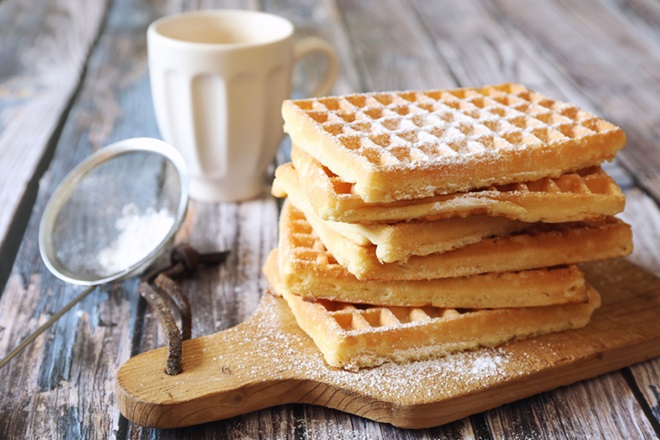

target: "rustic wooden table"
[1,0,659,438]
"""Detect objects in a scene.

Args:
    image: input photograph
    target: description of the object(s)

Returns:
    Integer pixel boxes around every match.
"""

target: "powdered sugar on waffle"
[291,85,610,165]
[283,84,625,203]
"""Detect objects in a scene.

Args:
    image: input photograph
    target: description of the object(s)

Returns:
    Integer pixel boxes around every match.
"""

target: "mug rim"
[148,9,295,49]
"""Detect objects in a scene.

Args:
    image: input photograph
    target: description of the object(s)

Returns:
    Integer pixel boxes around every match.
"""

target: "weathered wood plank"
[0,0,108,283]
[623,0,660,29]
[621,190,660,275]
[488,370,657,439]
[265,0,360,97]
[336,0,457,91]
[0,0,159,438]
[620,188,660,431]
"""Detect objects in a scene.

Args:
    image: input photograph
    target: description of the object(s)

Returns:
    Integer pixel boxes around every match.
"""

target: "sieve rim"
[38,137,189,286]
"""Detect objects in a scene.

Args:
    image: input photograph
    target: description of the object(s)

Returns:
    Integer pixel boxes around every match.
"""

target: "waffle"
[282,83,626,203]
[284,148,626,224]
[279,201,633,281]
[265,262,601,370]
[265,249,588,309]
[273,163,529,262]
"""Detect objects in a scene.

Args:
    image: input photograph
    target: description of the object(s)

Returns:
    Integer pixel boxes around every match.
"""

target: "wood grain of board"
[116,258,660,433]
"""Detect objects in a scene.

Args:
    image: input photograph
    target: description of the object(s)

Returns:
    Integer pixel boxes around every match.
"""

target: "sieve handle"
[0,285,96,369]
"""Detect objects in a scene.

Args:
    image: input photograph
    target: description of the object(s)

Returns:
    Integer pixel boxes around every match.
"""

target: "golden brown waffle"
[284,148,626,224]
[282,84,626,203]
[273,163,529,262]
[265,263,601,370]
[265,249,588,309]
[279,200,632,280]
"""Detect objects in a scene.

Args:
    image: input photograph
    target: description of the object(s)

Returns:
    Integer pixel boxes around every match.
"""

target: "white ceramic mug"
[148,10,338,202]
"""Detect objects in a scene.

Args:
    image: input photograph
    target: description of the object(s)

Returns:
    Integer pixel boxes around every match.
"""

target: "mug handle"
[293,37,339,98]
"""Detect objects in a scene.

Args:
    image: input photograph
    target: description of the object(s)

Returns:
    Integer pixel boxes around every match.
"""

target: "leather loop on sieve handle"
[138,245,229,375]
[293,36,339,98]
[153,273,192,341]
[138,280,186,375]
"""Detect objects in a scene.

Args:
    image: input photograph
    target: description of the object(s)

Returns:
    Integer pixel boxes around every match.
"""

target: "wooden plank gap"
[622,367,660,437]
[627,0,660,27]
[469,411,494,440]
[0,1,113,299]
[330,0,370,93]
[408,3,462,88]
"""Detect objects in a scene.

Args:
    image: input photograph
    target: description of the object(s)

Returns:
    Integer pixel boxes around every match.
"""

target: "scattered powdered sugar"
[213,295,514,406]
[96,203,175,275]
[469,353,506,377]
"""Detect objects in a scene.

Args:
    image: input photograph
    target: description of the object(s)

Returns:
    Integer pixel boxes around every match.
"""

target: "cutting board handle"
[117,296,302,428]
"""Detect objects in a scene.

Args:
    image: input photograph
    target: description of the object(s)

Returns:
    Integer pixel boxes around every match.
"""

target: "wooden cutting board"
[116,259,660,429]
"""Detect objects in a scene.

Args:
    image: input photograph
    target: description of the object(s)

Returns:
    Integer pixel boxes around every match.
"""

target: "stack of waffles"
[263,83,633,371]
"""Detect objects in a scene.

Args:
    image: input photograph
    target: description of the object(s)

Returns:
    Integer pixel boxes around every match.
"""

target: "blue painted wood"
[0,0,109,276]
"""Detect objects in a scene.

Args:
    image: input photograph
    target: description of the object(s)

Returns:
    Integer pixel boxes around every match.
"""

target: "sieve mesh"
[39,138,188,285]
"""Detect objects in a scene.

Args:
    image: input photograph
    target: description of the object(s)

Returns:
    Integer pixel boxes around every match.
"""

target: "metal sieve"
[0,137,189,368]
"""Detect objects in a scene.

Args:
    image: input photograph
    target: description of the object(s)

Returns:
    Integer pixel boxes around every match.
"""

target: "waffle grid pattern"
[284,199,629,269]
[278,278,601,369]
[287,205,340,267]
[318,161,619,200]
[289,84,619,167]
[489,167,618,195]
[317,300,466,334]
